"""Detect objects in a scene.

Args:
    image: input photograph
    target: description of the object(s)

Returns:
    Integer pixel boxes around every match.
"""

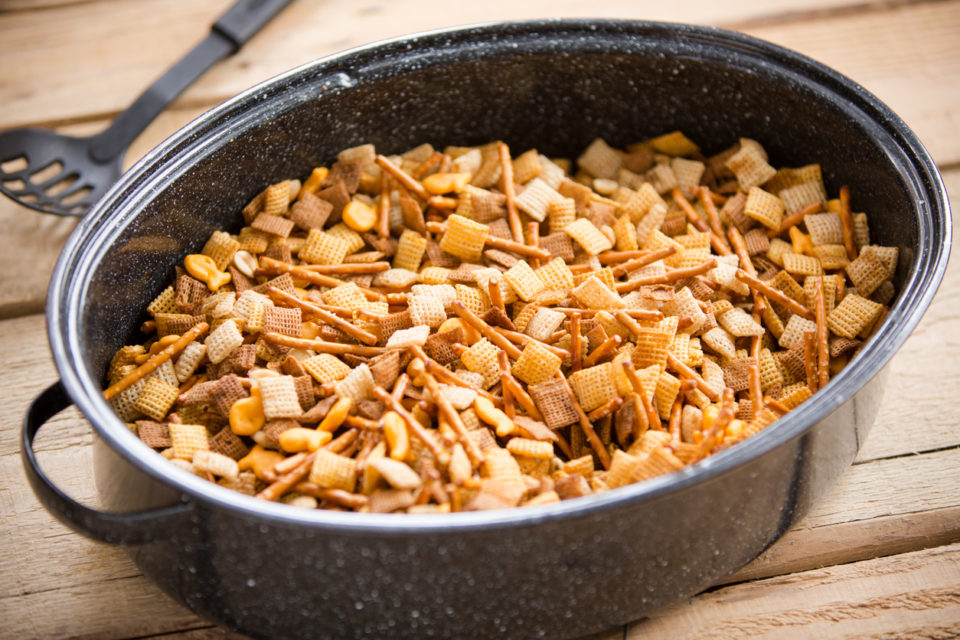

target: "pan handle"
[22,382,192,545]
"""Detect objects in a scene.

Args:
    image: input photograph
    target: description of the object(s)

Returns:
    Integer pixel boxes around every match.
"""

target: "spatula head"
[0,128,122,216]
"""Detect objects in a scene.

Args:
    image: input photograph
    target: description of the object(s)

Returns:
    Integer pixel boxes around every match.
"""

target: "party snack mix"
[104,133,896,512]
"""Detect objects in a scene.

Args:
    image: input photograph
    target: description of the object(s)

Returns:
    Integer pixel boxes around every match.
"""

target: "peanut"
[232,250,258,278]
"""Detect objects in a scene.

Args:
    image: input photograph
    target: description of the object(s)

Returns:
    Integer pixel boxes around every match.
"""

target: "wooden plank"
[0,0,94,11]
[1,0,954,139]
[628,542,960,640]
[1,4,957,314]
[740,0,960,166]
[729,505,960,583]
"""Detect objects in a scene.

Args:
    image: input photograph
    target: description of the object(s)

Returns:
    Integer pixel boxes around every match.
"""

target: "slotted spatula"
[0,0,290,216]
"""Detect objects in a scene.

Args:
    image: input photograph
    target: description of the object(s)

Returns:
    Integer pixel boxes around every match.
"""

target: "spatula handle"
[89,0,291,163]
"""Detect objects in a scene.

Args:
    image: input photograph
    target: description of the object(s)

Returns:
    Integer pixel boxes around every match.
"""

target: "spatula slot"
[0,155,28,175]
[29,161,63,185]
[60,184,92,205]
[45,174,78,197]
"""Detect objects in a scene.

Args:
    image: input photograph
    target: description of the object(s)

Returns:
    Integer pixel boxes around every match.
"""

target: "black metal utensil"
[0,0,290,217]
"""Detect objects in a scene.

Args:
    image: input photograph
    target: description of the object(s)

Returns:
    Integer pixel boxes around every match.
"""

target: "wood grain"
[1,1,958,638]
[629,542,960,640]
[1,0,957,154]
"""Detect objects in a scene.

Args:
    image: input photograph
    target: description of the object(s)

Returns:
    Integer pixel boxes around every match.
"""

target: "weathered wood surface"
[1,1,957,638]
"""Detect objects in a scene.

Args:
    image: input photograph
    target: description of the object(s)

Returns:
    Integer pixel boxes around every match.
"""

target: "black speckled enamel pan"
[23,20,951,640]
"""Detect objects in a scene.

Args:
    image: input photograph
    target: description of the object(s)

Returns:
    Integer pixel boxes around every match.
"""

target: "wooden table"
[1,1,957,638]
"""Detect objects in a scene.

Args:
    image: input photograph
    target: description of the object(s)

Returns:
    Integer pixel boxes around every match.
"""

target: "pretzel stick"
[293,483,369,509]
[497,350,516,420]
[668,389,687,445]
[803,330,818,393]
[298,262,391,275]
[484,234,552,261]
[583,334,622,368]
[498,374,544,422]
[570,312,582,372]
[621,359,662,432]
[411,150,444,180]
[693,388,736,462]
[727,228,765,318]
[672,188,731,255]
[629,392,645,440]
[684,184,727,205]
[375,154,430,201]
[763,398,791,416]
[491,326,570,359]
[256,426,360,502]
[377,171,391,239]
[353,431,380,473]
[748,362,763,421]
[267,287,379,346]
[103,322,209,400]
[256,452,316,501]
[408,345,498,402]
[259,256,385,301]
[527,221,541,269]
[610,246,677,276]
[768,201,823,238]
[373,386,448,464]
[815,276,830,389]
[451,300,522,359]
[419,368,485,468]
[700,186,732,254]
[488,274,505,312]
[552,307,664,321]
[839,185,857,260]
[598,249,654,264]
[587,396,624,422]
[735,270,815,321]
[344,415,381,430]
[439,153,453,173]
[264,332,386,356]
[272,451,308,476]
[666,352,721,402]
[423,220,550,260]
[725,227,754,277]
[498,142,524,243]
[616,259,717,293]
[569,264,596,275]
[553,372,611,469]
[391,372,409,403]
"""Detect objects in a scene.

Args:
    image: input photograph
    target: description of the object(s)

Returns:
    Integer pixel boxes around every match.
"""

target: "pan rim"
[46,18,951,533]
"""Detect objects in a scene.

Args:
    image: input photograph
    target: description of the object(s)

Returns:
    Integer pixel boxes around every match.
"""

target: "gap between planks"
[0,0,958,171]
[629,541,960,640]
